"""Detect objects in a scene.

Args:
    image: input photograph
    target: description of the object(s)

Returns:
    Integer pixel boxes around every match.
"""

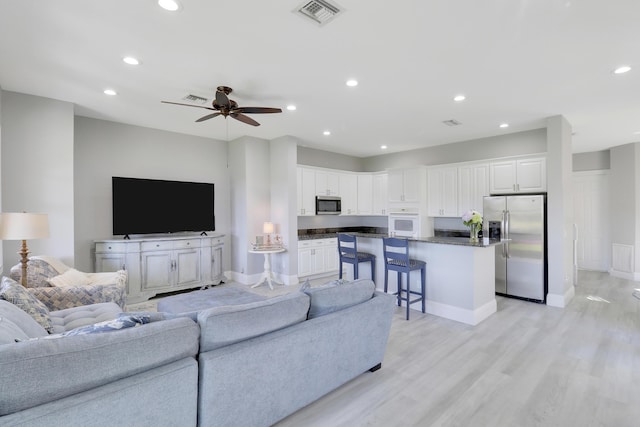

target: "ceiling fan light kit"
[162,86,282,127]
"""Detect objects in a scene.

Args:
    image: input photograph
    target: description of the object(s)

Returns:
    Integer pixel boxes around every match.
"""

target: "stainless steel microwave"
[316,196,341,215]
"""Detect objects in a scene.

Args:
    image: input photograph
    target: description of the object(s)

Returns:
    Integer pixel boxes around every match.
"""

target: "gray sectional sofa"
[0,279,395,427]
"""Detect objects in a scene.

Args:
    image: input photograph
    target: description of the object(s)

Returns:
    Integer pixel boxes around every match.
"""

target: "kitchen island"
[347,234,503,325]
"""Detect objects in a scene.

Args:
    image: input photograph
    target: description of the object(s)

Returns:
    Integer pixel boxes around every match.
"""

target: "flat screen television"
[112,177,215,236]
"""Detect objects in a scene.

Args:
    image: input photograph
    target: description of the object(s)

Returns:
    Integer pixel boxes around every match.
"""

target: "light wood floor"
[275,271,640,427]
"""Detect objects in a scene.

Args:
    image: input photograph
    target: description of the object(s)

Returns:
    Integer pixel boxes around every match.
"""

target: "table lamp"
[263,222,274,246]
[0,212,50,287]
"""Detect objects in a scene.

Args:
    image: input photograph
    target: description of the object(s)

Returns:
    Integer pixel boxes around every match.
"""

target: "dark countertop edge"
[299,232,504,248]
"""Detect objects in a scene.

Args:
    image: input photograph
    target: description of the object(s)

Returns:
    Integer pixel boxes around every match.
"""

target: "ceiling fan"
[161,86,282,127]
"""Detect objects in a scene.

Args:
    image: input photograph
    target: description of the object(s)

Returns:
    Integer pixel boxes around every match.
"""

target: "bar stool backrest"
[338,233,357,257]
[382,237,410,266]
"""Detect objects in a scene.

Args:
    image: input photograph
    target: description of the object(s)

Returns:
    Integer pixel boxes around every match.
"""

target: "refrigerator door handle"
[501,210,507,258]
[505,210,510,258]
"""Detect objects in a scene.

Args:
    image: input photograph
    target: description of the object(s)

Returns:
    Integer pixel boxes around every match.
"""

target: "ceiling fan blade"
[195,112,222,122]
[161,101,216,111]
[215,90,230,109]
[231,113,260,127]
[234,107,282,114]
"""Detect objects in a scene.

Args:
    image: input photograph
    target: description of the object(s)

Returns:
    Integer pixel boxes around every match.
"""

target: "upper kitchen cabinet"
[339,173,358,215]
[458,163,489,215]
[315,170,340,196]
[388,168,422,204]
[371,173,388,215]
[489,157,546,194]
[427,166,458,217]
[357,174,373,215]
[297,167,316,216]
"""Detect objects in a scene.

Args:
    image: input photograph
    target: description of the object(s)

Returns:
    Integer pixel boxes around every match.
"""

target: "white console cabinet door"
[141,250,173,291]
[427,167,458,217]
[174,248,201,287]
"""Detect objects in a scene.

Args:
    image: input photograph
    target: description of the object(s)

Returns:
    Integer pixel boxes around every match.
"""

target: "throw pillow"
[47,268,92,287]
[303,278,375,319]
[0,276,53,333]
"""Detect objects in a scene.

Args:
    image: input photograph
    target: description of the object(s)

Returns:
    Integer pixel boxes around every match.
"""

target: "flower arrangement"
[461,209,482,227]
[462,209,483,242]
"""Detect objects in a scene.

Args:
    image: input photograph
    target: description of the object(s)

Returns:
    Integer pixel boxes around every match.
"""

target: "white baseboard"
[411,298,497,326]
[546,286,575,307]
[608,268,640,281]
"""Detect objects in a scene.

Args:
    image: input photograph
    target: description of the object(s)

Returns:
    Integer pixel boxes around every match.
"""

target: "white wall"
[363,129,547,171]
[74,116,230,272]
[573,150,610,171]
[1,91,75,268]
[298,146,365,171]
[546,115,574,306]
[0,87,3,272]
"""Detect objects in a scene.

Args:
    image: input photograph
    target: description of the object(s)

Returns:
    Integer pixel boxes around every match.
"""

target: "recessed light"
[380,145,387,150]
[346,79,358,87]
[613,65,631,74]
[453,95,466,102]
[158,0,180,11]
[123,56,140,65]
[323,130,331,136]
[103,89,117,96]
[499,123,509,128]
[286,105,297,111]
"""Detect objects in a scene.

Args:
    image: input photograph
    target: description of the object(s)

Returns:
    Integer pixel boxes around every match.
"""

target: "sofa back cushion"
[0,300,49,344]
[198,292,310,352]
[303,278,376,319]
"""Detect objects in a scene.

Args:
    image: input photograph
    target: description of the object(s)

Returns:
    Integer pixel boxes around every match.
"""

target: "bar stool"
[382,237,426,320]
[337,233,376,282]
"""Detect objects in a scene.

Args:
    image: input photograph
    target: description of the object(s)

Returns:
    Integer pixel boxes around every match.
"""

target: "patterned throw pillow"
[0,276,53,333]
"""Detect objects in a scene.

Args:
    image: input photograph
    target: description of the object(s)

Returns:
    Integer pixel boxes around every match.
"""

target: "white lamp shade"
[263,222,274,234]
[0,213,50,240]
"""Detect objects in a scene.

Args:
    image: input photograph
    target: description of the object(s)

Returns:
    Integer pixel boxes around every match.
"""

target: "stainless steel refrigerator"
[483,194,547,303]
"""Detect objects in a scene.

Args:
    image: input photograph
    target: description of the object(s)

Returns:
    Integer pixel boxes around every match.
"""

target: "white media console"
[94,234,225,304]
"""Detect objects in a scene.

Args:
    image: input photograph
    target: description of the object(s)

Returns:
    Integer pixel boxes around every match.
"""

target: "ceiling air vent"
[442,119,462,127]
[295,0,343,26]
[182,94,208,105]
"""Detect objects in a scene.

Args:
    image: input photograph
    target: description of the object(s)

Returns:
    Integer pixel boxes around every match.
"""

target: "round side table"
[248,247,286,290]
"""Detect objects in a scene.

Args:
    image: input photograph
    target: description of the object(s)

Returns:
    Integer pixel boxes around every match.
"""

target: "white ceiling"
[1,0,638,157]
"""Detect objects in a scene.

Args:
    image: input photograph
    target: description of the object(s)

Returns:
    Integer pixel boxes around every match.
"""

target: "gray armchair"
[10,256,126,310]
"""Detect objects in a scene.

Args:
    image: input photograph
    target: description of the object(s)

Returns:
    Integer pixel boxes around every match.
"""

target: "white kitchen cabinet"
[372,173,388,215]
[427,167,458,217]
[388,168,421,203]
[458,163,489,216]
[490,157,546,194]
[297,167,316,216]
[298,238,338,278]
[339,173,358,215]
[315,170,340,196]
[357,174,373,215]
[95,235,225,303]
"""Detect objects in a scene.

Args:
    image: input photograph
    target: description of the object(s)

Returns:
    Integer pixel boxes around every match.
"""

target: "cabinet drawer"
[211,237,224,246]
[298,240,314,248]
[173,239,200,249]
[96,242,127,253]
[141,241,173,251]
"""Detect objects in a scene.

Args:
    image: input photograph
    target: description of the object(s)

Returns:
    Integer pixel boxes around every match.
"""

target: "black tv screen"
[112,177,215,236]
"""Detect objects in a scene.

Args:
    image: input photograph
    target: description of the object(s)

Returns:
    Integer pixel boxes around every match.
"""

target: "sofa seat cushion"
[303,278,376,319]
[0,300,49,344]
[49,302,122,334]
[198,292,310,352]
[0,277,53,333]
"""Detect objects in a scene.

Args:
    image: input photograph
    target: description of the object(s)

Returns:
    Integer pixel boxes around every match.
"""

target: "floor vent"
[182,94,208,104]
[295,0,343,26]
[442,119,462,126]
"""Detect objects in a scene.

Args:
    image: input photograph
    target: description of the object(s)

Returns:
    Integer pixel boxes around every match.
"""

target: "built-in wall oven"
[315,196,341,215]
[388,211,421,238]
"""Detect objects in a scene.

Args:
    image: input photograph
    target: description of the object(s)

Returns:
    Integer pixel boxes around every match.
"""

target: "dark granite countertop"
[352,233,503,248]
